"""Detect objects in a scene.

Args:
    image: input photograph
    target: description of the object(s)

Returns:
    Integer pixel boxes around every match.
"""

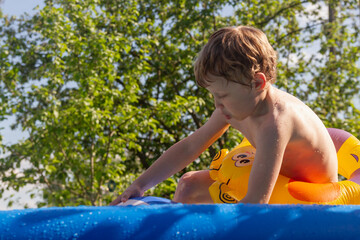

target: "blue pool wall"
[1,204,360,240]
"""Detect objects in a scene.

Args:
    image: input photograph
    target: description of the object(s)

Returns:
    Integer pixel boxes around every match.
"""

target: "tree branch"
[89,138,95,205]
[256,0,311,27]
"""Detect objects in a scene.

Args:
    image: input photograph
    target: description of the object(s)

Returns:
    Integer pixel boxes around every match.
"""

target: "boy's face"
[206,74,262,121]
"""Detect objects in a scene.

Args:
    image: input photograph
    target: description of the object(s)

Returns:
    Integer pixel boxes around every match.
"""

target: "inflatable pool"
[1,202,360,239]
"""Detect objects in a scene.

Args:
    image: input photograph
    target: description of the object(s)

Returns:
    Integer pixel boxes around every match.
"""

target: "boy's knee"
[175,171,200,203]
[178,171,199,187]
[177,171,210,196]
[178,171,194,187]
[174,170,213,203]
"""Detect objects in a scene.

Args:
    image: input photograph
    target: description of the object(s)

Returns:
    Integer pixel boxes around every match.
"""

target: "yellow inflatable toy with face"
[208,128,360,204]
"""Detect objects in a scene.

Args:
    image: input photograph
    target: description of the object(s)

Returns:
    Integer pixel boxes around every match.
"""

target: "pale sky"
[1,0,44,17]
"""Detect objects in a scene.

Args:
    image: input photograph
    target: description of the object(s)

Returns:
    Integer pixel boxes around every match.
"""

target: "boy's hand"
[109,184,144,206]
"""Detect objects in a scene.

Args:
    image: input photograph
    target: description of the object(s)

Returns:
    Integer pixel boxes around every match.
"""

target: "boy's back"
[230,87,338,183]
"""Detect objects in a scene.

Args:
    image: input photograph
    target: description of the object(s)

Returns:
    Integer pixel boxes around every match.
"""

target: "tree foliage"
[0,0,359,207]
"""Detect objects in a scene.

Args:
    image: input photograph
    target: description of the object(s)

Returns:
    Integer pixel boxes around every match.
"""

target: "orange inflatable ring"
[208,128,360,204]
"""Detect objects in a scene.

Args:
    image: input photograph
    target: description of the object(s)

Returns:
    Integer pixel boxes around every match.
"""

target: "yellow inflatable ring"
[208,128,360,204]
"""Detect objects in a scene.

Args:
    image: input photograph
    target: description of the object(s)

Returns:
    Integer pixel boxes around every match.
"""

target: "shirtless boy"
[110,26,338,205]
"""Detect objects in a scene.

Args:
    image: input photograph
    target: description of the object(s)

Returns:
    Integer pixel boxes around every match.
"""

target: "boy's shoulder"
[268,88,310,117]
[246,88,312,140]
[262,88,328,141]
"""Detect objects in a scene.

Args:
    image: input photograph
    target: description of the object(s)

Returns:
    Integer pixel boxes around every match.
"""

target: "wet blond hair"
[194,26,277,87]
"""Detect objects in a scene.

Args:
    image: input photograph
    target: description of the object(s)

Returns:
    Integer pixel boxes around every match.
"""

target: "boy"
[110,26,338,205]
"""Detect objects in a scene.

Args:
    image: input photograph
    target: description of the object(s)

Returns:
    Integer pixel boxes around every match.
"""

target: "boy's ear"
[252,73,266,90]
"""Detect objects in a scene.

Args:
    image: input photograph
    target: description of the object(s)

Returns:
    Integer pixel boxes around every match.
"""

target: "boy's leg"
[173,170,214,204]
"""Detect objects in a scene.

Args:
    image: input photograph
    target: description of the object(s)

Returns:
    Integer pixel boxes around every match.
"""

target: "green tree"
[0,0,359,208]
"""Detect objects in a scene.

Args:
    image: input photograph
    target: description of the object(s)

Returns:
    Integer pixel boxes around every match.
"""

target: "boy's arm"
[240,123,291,204]
[110,108,229,205]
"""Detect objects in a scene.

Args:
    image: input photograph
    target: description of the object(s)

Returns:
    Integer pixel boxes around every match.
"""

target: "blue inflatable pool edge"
[1,203,360,240]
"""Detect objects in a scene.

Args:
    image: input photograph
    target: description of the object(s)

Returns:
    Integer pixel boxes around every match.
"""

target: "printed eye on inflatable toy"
[209,128,360,204]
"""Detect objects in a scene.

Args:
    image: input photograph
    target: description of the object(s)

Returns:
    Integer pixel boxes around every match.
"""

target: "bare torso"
[228,88,338,183]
